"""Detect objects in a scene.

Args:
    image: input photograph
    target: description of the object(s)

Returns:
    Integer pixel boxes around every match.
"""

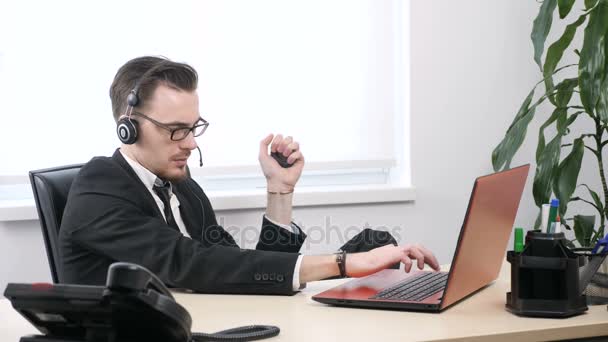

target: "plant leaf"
[579,0,608,115]
[536,107,565,162]
[555,78,579,107]
[596,79,608,122]
[591,228,605,245]
[553,137,585,216]
[595,21,608,122]
[573,214,596,247]
[556,107,569,134]
[586,0,599,9]
[558,0,576,18]
[509,88,537,129]
[543,15,586,101]
[565,110,584,128]
[492,89,536,171]
[533,134,562,207]
[492,67,578,173]
[532,0,558,70]
[534,210,542,230]
[579,183,604,213]
[535,78,578,161]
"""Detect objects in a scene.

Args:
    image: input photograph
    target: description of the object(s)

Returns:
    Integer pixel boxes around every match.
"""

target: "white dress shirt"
[120,150,304,291]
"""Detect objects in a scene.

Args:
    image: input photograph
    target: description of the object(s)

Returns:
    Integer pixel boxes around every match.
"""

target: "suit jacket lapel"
[174,182,203,241]
[111,149,165,221]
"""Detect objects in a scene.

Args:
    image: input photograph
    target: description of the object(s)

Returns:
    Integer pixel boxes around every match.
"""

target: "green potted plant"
[492,0,608,301]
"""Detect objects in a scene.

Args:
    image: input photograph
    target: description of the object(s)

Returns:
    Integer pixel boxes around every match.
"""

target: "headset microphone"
[196,146,203,167]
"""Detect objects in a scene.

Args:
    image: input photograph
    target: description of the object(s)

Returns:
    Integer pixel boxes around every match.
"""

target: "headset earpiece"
[117,84,141,144]
[117,116,139,144]
[117,60,166,144]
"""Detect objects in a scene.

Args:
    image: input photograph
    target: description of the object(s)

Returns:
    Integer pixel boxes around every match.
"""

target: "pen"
[514,227,524,253]
[553,215,561,233]
[546,199,559,233]
[591,233,608,255]
[541,204,550,232]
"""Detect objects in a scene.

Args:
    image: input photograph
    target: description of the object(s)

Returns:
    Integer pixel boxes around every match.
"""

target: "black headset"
[116,61,167,144]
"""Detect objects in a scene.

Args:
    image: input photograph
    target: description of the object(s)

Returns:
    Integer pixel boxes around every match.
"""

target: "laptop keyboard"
[370,272,448,302]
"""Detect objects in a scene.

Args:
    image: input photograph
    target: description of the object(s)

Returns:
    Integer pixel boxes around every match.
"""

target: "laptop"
[312,165,530,312]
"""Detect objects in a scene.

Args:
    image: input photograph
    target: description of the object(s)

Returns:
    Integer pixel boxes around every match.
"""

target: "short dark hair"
[109,56,198,122]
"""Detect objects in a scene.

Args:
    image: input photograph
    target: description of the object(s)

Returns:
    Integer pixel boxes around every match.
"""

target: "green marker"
[546,199,559,233]
[514,227,524,253]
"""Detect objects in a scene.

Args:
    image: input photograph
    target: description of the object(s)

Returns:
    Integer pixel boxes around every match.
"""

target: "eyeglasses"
[131,111,209,141]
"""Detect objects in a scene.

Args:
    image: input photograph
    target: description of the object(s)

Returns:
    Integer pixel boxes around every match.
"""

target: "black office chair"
[29,164,83,283]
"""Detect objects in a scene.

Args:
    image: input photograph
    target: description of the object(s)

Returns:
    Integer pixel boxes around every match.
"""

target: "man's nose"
[181,131,198,150]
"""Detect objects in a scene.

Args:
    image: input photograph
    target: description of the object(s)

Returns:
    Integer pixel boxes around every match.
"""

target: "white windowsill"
[0,184,416,222]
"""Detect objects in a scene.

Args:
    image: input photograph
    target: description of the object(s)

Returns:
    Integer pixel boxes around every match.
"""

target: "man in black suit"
[59,56,440,295]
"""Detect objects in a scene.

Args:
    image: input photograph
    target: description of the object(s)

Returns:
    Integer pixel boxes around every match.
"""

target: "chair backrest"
[29,164,83,283]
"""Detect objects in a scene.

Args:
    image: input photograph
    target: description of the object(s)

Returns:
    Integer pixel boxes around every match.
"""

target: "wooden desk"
[2,263,607,341]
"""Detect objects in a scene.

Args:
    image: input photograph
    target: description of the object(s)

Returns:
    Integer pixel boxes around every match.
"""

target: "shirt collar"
[120,149,163,192]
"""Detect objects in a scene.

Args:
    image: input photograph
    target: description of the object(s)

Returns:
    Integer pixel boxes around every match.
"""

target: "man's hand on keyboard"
[346,244,440,278]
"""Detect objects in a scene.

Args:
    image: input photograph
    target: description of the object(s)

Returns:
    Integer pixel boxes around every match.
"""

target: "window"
[0,0,411,215]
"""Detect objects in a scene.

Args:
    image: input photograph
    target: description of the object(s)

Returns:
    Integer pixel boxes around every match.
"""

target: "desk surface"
[1,263,607,342]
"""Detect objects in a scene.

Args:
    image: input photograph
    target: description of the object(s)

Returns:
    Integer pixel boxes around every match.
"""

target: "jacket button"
[254,273,262,281]
[262,273,269,281]
[277,274,284,282]
[269,273,276,281]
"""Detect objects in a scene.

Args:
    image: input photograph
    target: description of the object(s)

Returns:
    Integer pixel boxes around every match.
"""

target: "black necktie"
[153,180,180,232]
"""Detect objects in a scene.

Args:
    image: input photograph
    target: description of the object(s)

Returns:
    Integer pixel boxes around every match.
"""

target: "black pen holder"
[505,231,588,317]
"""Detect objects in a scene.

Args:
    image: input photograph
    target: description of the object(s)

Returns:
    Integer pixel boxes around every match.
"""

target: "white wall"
[2,0,589,290]
[406,0,542,258]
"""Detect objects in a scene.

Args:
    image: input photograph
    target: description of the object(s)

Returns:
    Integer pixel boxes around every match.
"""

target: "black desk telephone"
[4,263,280,342]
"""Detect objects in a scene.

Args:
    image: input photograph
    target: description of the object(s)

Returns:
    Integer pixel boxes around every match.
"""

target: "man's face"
[131,84,200,181]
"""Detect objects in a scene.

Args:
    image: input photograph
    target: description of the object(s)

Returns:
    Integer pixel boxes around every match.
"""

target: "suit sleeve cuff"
[257,215,306,253]
[264,214,299,235]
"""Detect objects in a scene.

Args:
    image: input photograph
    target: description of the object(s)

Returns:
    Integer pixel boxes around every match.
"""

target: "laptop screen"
[440,165,529,309]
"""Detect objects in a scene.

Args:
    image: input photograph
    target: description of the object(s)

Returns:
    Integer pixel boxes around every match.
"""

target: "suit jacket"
[59,149,307,295]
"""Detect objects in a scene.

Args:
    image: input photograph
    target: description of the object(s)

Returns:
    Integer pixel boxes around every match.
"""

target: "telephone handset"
[4,262,280,342]
[107,262,175,299]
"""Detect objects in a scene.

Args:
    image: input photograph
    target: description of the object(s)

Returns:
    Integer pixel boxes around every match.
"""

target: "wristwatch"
[335,249,347,278]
